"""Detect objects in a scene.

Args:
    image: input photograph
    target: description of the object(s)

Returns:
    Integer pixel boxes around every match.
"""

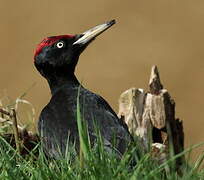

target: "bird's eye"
[56,41,64,48]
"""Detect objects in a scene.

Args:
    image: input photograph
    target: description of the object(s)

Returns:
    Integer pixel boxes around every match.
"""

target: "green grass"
[0,118,204,180]
[0,136,204,180]
[0,91,204,179]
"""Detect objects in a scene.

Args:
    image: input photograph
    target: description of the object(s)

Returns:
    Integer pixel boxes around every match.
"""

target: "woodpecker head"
[34,20,116,78]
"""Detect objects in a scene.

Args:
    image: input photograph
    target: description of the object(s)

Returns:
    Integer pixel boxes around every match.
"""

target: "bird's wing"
[80,90,132,154]
[96,94,130,132]
[82,89,130,133]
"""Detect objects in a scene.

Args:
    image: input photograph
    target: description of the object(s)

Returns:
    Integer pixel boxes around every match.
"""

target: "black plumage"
[34,20,132,158]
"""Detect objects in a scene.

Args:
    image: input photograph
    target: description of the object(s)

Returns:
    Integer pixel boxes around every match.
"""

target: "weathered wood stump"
[118,65,184,167]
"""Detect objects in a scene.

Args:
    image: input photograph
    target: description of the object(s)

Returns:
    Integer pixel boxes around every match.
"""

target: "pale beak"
[73,19,116,45]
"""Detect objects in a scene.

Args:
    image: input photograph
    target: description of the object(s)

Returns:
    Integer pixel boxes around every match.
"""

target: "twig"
[0,117,24,131]
[0,117,9,123]
[0,108,12,117]
[1,111,5,126]
[11,108,21,153]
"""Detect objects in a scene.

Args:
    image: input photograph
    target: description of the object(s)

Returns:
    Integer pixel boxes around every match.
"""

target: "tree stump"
[118,65,184,167]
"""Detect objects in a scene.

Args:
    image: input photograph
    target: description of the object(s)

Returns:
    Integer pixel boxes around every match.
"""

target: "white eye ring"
[56,41,64,48]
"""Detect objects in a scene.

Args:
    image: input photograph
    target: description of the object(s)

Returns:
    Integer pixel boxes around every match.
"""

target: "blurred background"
[0,0,203,158]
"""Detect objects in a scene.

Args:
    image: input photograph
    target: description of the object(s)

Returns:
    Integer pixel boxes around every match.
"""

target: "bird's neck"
[47,72,80,95]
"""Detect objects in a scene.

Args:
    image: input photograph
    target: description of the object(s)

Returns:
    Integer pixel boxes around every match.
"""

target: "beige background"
[0,0,203,158]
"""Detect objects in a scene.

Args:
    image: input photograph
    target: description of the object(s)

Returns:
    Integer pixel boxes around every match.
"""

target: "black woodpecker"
[34,20,132,158]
